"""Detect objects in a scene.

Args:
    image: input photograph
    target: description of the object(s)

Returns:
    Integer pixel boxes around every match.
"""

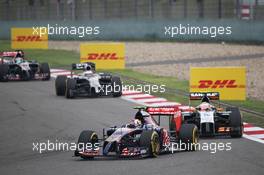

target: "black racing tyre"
[65,78,76,99]
[55,75,67,96]
[179,124,199,151]
[90,87,98,98]
[228,107,243,138]
[111,76,122,97]
[0,64,9,82]
[140,130,160,157]
[40,63,50,81]
[75,130,99,159]
[20,70,31,81]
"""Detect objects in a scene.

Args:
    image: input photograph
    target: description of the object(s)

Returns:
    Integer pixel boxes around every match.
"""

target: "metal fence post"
[134,0,138,19]
[119,0,122,19]
[218,0,222,19]
[6,0,10,20]
[149,0,154,18]
[197,0,204,18]
[72,0,76,20]
[235,0,240,19]
[56,0,60,20]
[254,0,258,20]
[104,0,107,18]
[184,0,187,18]
[89,0,93,20]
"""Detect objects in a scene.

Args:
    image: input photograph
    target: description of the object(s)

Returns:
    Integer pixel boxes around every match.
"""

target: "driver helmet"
[86,65,92,71]
[134,119,142,128]
[201,95,210,103]
[15,57,23,64]
[198,102,213,111]
[16,50,24,58]
[83,65,94,76]
[135,110,149,125]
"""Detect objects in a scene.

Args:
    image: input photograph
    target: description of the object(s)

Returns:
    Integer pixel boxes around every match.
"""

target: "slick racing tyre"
[140,130,160,157]
[111,76,122,97]
[75,130,99,159]
[0,64,9,82]
[179,124,199,151]
[55,75,67,96]
[65,78,76,99]
[20,70,31,81]
[40,63,50,80]
[90,87,98,98]
[228,107,243,138]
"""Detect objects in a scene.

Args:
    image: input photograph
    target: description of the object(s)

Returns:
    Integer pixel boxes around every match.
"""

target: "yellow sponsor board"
[80,43,125,69]
[190,67,246,100]
[11,28,48,49]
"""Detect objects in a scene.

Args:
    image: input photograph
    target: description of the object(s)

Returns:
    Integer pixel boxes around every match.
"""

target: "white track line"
[247,134,264,139]
[121,96,147,106]
[123,94,154,99]
[137,98,167,103]
[244,127,264,132]
[148,102,181,106]
[243,134,264,144]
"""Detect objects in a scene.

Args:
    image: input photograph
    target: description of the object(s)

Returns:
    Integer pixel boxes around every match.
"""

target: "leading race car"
[55,62,122,98]
[0,50,50,81]
[74,106,199,159]
[181,92,243,138]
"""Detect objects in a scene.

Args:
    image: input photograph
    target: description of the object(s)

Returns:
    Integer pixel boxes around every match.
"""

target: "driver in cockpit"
[80,65,101,94]
[196,96,215,111]
[13,50,25,64]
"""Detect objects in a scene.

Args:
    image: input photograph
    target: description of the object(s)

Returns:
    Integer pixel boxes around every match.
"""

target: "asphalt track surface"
[0,80,263,175]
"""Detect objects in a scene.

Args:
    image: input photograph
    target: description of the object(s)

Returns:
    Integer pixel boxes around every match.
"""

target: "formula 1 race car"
[0,50,50,81]
[55,62,122,98]
[74,106,199,159]
[181,92,243,138]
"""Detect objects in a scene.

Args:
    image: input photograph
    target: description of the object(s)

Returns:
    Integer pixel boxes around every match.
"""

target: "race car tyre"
[55,75,67,96]
[112,76,122,97]
[75,130,99,159]
[179,124,199,151]
[228,107,243,138]
[0,64,9,82]
[20,70,31,81]
[40,63,50,81]
[90,87,98,98]
[140,130,160,157]
[65,78,76,99]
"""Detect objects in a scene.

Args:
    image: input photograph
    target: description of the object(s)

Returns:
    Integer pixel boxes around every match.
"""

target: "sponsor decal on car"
[80,43,125,69]
[11,28,48,49]
[190,67,246,100]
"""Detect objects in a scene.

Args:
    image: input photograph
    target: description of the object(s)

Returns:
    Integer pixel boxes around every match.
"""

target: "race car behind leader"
[182,92,243,138]
[0,50,50,81]
[55,62,122,98]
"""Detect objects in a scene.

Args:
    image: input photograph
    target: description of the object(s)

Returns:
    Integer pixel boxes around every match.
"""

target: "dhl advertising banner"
[80,43,125,69]
[11,28,48,49]
[190,67,246,100]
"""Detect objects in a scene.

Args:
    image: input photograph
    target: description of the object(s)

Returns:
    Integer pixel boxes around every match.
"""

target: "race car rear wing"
[189,92,220,101]
[146,106,180,115]
[72,62,96,71]
[0,50,24,57]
